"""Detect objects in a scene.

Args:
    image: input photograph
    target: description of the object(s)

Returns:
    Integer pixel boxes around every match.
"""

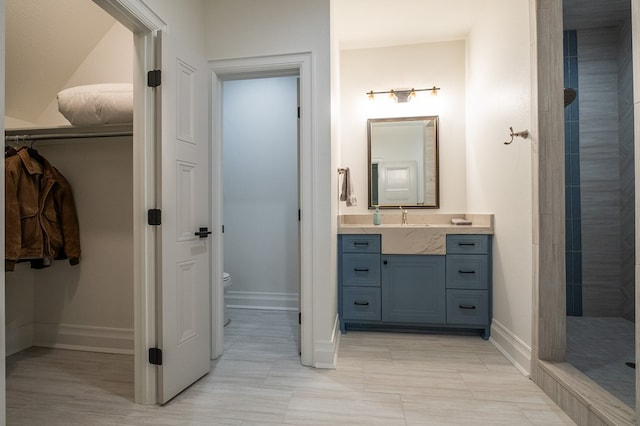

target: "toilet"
[223,272,232,326]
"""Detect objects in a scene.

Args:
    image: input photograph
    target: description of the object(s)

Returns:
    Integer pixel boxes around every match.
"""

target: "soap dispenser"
[373,205,382,225]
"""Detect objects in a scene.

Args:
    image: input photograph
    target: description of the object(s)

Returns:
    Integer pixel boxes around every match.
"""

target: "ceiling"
[334,0,633,50]
[332,0,487,50]
[4,0,632,124]
[563,0,631,30]
[5,0,115,123]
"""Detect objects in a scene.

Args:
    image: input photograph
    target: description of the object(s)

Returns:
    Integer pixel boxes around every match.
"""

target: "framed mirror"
[368,116,439,208]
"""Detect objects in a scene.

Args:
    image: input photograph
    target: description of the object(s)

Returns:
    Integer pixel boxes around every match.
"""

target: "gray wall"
[222,76,299,310]
[579,23,634,318]
[617,17,635,322]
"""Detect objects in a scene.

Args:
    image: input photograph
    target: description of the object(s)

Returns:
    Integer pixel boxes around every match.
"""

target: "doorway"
[4,0,137,419]
[209,54,314,365]
[3,0,166,411]
[532,0,639,423]
[562,0,635,409]
[221,76,300,342]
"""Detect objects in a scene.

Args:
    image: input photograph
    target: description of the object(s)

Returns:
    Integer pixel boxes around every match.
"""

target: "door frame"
[209,54,314,365]
[92,0,165,405]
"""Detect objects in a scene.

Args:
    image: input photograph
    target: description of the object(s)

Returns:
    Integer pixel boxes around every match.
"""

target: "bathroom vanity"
[338,214,493,339]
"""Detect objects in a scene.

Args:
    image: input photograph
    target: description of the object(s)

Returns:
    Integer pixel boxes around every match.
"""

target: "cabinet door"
[381,255,446,323]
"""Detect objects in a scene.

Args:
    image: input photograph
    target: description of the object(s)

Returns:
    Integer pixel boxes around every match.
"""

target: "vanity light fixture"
[366,86,440,103]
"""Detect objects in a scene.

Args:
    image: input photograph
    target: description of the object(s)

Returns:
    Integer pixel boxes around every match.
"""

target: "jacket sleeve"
[5,158,21,271]
[53,174,81,265]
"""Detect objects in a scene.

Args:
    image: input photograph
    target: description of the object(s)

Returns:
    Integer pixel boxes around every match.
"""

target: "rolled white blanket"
[57,83,133,126]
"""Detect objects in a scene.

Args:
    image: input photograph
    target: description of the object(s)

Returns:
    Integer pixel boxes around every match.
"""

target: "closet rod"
[4,131,133,143]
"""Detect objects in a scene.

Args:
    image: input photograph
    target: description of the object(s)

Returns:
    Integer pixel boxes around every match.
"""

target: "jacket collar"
[16,147,44,175]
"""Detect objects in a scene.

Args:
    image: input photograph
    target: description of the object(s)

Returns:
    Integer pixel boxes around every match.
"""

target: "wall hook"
[504,127,529,145]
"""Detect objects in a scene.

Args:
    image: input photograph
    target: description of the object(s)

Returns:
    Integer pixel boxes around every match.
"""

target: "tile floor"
[567,315,635,408]
[6,309,575,425]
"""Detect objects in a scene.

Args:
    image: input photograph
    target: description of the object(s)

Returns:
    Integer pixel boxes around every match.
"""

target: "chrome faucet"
[400,206,408,225]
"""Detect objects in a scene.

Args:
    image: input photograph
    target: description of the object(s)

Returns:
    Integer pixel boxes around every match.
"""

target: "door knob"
[194,227,212,238]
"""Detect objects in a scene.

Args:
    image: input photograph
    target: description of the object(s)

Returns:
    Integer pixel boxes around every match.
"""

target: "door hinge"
[148,347,163,365]
[148,209,161,226]
[147,69,161,87]
[222,225,225,233]
[297,106,300,118]
[298,209,301,221]
[298,312,301,325]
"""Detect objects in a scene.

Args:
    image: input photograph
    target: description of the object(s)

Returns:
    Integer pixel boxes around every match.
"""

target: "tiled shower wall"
[564,30,582,316]
[617,17,635,322]
[572,23,634,318]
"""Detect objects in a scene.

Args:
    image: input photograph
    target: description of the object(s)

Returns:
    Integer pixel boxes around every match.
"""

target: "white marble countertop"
[338,213,493,255]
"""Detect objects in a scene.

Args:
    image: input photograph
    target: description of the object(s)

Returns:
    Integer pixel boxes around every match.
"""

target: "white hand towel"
[340,167,357,207]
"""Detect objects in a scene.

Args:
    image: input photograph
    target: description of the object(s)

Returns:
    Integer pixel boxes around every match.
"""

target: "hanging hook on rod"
[504,127,529,145]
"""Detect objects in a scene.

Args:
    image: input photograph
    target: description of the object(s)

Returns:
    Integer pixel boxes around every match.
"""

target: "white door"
[378,161,418,205]
[158,31,211,404]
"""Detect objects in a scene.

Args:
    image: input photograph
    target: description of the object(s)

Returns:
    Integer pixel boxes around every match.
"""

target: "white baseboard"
[314,314,340,369]
[34,323,134,355]
[6,323,34,356]
[225,291,298,311]
[489,319,532,376]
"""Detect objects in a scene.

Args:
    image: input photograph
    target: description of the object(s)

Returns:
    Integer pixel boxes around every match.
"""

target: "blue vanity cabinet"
[445,234,492,339]
[381,255,446,324]
[338,233,492,339]
[338,235,381,332]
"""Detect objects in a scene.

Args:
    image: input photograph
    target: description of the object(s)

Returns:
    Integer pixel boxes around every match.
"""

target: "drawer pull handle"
[458,270,476,274]
[353,242,370,246]
[459,304,476,310]
[354,301,369,306]
[354,268,369,272]
[458,242,476,246]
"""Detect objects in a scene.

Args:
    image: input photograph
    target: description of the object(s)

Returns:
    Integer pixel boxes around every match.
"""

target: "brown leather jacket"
[5,148,81,271]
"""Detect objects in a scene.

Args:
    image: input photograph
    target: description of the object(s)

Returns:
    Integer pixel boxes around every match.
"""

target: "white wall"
[222,76,299,309]
[34,138,133,330]
[205,0,335,366]
[144,0,206,55]
[4,116,35,129]
[5,268,34,355]
[36,22,133,126]
[466,0,533,372]
[339,41,467,214]
[4,20,133,129]
[4,136,134,354]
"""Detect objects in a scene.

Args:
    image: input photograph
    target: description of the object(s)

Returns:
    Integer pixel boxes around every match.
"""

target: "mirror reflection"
[368,116,439,208]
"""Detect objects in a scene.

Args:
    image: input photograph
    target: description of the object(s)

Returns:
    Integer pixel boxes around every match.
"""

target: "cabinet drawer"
[342,287,381,321]
[446,235,489,254]
[446,255,488,290]
[341,234,381,253]
[342,253,381,287]
[446,290,489,325]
